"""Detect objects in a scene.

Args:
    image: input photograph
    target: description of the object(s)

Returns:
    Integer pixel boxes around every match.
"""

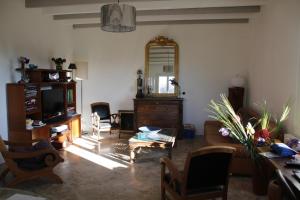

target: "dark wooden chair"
[275,169,297,200]
[91,102,119,140]
[0,136,64,187]
[160,146,236,200]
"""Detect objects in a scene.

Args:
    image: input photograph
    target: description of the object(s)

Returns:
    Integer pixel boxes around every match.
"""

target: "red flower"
[254,129,270,141]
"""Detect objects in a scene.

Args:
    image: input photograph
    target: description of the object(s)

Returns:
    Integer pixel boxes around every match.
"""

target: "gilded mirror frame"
[145,36,179,97]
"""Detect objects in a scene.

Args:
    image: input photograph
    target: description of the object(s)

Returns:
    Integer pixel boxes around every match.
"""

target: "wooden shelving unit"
[7,69,81,142]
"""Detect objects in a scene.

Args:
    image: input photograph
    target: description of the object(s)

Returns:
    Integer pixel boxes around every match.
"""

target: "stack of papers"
[146,132,174,142]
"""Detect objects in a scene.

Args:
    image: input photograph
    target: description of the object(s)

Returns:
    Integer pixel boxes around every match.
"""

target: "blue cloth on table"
[138,126,161,132]
[271,143,297,157]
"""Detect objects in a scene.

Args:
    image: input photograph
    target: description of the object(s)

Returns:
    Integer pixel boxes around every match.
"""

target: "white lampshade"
[230,74,245,87]
[75,61,88,80]
[101,3,136,32]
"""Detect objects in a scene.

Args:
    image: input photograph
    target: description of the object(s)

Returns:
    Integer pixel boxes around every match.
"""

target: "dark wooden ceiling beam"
[53,6,260,20]
[25,0,172,8]
[73,18,249,29]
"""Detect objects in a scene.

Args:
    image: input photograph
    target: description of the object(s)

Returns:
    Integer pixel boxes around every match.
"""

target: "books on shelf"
[67,89,73,104]
[24,85,38,112]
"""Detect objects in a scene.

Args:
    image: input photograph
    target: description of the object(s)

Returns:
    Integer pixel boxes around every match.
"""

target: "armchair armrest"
[160,157,182,183]
[3,148,63,167]
[2,148,59,160]
[3,139,46,147]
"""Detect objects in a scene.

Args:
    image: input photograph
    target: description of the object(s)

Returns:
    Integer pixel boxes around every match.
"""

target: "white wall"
[0,0,73,162]
[248,0,300,136]
[73,24,251,134]
[3,0,299,140]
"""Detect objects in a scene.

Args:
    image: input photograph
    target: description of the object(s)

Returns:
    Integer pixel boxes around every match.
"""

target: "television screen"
[42,88,65,122]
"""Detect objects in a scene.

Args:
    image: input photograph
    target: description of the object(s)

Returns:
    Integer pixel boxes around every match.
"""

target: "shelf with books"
[24,85,40,114]
[7,68,79,143]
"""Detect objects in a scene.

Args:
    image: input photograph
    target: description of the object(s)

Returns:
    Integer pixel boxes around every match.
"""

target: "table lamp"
[68,63,77,82]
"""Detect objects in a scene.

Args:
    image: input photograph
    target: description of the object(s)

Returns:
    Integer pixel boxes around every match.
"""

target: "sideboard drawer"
[136,104,179,113]
[134,98,183,138]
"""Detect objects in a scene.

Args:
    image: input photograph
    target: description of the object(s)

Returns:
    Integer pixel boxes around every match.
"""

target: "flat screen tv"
[42,88,65,122]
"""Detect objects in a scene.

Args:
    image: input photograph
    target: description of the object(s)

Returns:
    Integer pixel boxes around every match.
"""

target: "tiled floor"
[0,133,267,200]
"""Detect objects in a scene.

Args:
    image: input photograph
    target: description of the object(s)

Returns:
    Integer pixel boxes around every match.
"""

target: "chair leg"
[0,167,9,181]
[6,177,28,187]
[222,190,228,200]
[161,184,166,200]
[45,173,63,184]
[97,129,100,141]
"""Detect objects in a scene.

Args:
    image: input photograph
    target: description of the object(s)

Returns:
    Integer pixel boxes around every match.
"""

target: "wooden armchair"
[160,146,235,200]
[91,102,119,140]
[268,169,298,200]
[0,136,64,187]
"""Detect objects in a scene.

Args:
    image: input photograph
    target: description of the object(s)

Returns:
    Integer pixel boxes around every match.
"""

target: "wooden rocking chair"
[0,136,64,187]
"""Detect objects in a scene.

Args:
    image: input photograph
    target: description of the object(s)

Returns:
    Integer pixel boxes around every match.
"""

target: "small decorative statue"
[17,56,30,83]
[170,78,186,97]
[51,57,66,70]
[136,69,144,98]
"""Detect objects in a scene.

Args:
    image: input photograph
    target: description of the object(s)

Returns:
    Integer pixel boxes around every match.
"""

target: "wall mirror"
[145,36,179,97]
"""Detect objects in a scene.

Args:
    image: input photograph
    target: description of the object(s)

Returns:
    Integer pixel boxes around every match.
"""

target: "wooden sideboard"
[134,98,183,139]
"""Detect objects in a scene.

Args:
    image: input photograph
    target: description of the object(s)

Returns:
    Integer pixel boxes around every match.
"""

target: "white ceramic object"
[230,74,246,87]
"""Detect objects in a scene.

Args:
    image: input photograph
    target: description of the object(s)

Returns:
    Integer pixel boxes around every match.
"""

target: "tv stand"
[31,114,81,142]
[6,69,81,143]
[44,115,66,123]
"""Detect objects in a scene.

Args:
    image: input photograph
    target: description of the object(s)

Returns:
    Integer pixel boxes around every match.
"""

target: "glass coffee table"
[128,128,176,163]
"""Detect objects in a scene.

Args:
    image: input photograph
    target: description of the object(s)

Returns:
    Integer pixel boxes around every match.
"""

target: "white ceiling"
[25,0,268,29]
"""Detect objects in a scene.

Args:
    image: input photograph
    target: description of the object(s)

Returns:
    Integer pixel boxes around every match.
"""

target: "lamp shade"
[75,61,88,80]
[101,3,136,32]
[230,74,246,87]
[68,63,77,70]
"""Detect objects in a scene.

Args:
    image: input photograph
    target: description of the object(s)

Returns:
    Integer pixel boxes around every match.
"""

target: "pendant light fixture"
[101,0,136,32]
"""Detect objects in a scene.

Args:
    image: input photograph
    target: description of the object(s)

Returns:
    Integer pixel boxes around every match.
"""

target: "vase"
[252,161,269,195]
[56,65,62,71]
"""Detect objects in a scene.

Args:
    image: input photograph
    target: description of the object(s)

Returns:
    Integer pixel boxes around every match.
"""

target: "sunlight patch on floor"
[65,145,128,170]
[81,134,105,141]
[72,138,97,150]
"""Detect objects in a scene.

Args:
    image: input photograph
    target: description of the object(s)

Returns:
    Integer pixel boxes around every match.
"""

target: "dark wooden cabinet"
[6,69,81,142]
[134,98,183,138]
[228,87,244,112]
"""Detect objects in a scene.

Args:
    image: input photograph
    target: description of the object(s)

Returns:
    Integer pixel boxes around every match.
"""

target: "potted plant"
[208,94,290,195]
[51,57,66,70]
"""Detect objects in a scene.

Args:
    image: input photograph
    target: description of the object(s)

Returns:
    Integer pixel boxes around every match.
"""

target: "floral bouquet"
[51,57,66,70]
[208,94,290,160]
[19,56,30,65]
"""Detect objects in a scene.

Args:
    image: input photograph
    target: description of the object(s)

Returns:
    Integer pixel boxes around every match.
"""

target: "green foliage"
[208,94,257,160]
[208,94,290,161]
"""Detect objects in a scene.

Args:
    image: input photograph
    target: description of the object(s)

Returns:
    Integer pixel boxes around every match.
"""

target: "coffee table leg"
[168,148,172,159]
[130,148,135,163]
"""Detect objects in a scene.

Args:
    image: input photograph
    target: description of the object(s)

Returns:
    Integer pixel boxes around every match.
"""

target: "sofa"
[204,107,284,176]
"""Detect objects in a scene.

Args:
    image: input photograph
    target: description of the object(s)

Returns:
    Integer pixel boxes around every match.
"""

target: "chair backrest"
[276,169,297,200]
[91,102,111,121]
[182,146,235,192]
[0,135,7,152]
